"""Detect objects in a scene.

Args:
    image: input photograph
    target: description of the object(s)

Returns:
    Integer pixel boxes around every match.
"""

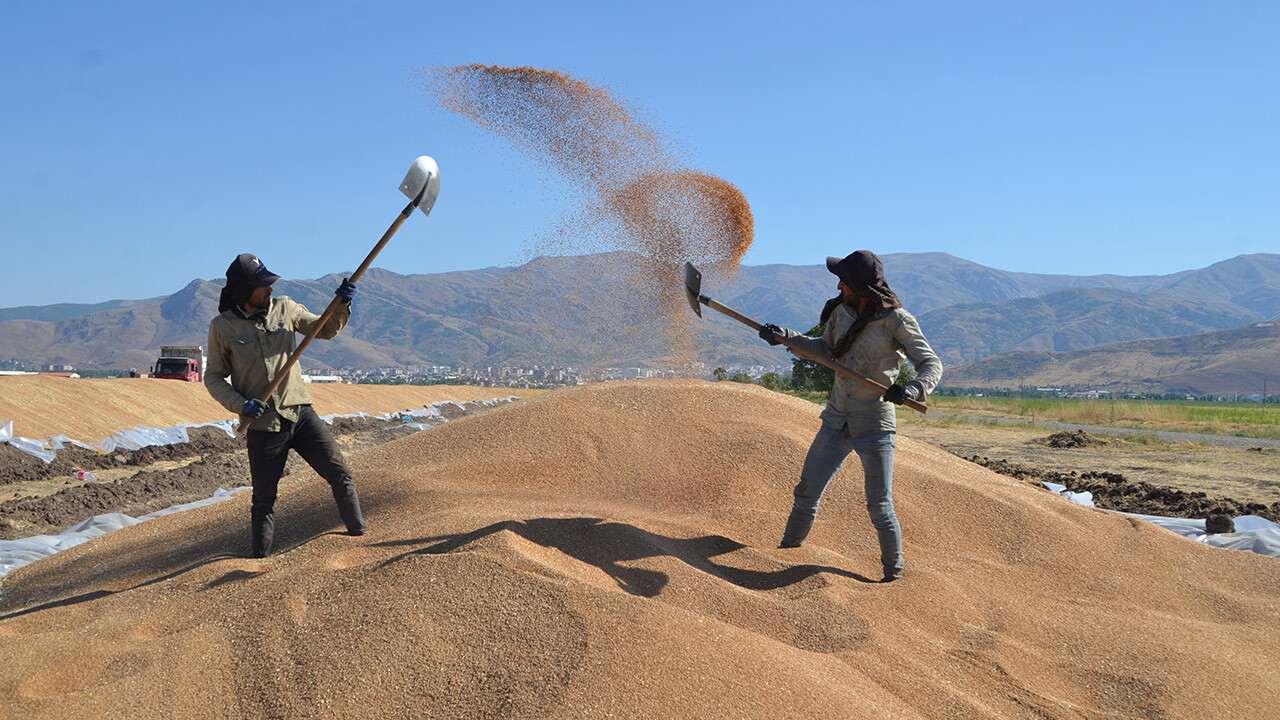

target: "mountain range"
[0,252,1276,392]
[943,321,1280,395]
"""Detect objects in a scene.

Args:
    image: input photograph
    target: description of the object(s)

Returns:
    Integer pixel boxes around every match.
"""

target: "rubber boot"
[779,511,815,548]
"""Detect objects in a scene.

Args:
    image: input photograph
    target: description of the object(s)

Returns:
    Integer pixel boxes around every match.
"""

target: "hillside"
[918,287,1259,365]
[945,321,1280,394]
[0,252,1276,370]
[1,380,1276,718]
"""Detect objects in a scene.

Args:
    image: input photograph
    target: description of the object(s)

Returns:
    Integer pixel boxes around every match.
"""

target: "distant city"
[296,362,796,389]
[4,358,1273,404]
[0,358,795,390]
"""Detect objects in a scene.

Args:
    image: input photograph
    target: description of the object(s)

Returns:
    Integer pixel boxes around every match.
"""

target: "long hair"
[819,278,902,360]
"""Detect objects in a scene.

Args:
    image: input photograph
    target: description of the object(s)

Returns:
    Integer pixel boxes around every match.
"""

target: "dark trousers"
[246,405,366,557]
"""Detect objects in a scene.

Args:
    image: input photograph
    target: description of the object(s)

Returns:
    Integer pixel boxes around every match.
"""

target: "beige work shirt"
[204,295,350,431]
[783,304,943,436]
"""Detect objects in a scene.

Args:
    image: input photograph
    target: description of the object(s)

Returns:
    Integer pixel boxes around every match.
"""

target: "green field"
[782,390,1280,441]
[921,396,1280,441]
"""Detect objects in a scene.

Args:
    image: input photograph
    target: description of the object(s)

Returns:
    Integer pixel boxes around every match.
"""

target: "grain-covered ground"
[1,379,1277,719]
[0,375,542,442]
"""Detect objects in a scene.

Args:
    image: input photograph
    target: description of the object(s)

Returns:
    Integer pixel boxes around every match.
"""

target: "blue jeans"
[782,426,901,573]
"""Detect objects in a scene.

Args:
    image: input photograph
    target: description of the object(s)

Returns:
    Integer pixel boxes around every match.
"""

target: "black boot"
[333,481,367,535]
[779,512,815,548]
[251,513,274,558]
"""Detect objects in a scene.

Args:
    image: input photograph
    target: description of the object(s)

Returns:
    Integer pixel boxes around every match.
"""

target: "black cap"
[826,250,884,290]
[226,253,280,287]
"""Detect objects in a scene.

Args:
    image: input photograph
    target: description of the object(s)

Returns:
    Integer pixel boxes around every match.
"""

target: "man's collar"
[233,303,268,320]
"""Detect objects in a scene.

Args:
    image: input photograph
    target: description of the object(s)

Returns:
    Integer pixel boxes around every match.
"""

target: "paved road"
[933,413,1280,451]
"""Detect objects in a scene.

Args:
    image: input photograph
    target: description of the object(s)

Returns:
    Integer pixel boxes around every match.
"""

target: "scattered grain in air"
[415,64,754,371]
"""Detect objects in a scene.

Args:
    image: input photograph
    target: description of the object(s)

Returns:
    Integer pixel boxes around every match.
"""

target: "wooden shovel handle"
[235,199,418,434]
[702,296,928,414]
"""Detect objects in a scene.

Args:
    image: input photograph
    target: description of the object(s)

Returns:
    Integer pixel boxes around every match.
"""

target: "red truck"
[153,345,205,382]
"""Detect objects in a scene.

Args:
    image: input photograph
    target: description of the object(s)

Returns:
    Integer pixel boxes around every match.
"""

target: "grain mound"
[2,380,1277,718]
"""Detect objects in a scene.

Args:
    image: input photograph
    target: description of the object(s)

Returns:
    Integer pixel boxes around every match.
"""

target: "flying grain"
[416,65,754,368]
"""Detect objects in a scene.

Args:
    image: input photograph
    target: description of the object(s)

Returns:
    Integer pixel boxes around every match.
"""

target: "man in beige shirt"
[205,253,367,558]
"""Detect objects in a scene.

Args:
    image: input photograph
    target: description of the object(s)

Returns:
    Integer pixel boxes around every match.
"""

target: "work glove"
[242,398,268,418]
[884,381,924,405]
[335,278,357,304]
[759,323,784,346]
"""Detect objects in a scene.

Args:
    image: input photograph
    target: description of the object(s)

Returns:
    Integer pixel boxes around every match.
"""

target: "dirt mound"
[0,426,242,487]
[1044,429,1096,448]
[2,380,1277,718]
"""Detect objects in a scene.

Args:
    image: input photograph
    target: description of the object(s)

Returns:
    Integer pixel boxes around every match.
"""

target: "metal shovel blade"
[399,155,442,216]
[683,262,703,318]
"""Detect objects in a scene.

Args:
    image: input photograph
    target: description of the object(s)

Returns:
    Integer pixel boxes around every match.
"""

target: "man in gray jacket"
[760,250,942,581]
[205,253,367,558]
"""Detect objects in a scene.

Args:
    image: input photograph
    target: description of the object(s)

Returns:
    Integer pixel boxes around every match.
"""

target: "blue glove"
[335,278,357,304]
[759,323,784,346]
[242,398,268,418]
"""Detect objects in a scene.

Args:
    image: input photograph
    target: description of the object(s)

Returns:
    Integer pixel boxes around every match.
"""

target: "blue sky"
[2,1,1277,307]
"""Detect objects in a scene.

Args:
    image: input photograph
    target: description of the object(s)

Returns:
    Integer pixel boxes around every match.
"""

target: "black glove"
[242,398,268,418]
[335,278,357,304]
[759,323,784,346]
[884,382,921,405]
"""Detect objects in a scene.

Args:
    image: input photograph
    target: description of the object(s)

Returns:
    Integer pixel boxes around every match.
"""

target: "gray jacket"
[782,304,943,436]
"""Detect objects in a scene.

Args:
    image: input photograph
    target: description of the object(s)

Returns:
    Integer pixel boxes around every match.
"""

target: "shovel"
[683,262,928,414]
[236,156,442,434]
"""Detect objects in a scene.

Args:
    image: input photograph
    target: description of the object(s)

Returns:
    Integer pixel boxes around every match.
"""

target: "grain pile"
[2,380,1277,718]
[418,65,754,366]
[0,375,541,442]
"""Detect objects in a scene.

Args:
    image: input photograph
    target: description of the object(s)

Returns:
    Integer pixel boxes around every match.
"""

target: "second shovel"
[683,262,927,414]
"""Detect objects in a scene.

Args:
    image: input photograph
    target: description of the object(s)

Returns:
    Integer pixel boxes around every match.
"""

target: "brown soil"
[1045,429,1095,448]
[964,455,1280,521]
[2,380,1278,719]
[900,415,1280,515]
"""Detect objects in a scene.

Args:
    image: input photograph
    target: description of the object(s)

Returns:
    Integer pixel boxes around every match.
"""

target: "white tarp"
[1043,481,1280,559]
[1124,513,1280,557]
[2,419,238,464]
[0,397,520,582]
[0,487,248,580]
[0,397,518,464]
[318,397,517,426]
